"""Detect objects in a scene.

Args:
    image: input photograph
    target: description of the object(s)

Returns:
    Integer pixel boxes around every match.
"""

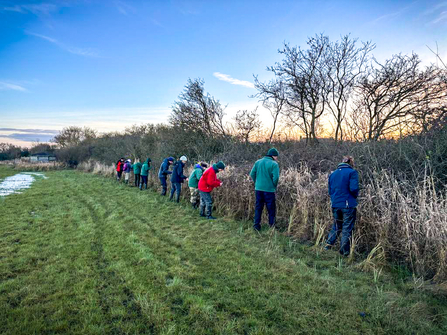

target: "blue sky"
[1,0,447,145]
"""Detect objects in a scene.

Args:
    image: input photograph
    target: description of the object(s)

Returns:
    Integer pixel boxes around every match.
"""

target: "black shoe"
[207,216,217,220]
[200,213,206,217]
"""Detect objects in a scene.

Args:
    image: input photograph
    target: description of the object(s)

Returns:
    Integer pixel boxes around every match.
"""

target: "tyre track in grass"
[1,174,105,333]
[71,172,447,335]
[70,177,155,334]
[80,178,258,331]
[77,175,379,334]
[84,178,330,333]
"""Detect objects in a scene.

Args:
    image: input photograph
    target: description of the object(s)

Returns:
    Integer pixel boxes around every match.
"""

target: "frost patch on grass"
[0,172,47,196]
[22,172,48,179]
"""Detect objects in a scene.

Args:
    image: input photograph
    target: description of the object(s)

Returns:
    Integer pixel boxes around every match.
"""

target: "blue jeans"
[199,191,213,217]
[159,176,167,195]
[253,191,276,231]
[170,182,181,202]
[326,207,357,255]
[139,175,148,190]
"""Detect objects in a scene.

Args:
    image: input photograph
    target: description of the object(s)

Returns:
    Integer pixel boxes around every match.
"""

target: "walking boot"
[206,207,216,220]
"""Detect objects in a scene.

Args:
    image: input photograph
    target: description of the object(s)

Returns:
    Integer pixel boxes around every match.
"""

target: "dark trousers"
[160,177,167,195]
[116,171,122,180]
[134,173,140,187]
[199,191,213,217]
[140,175,148,190]
[253,191,276,231]
[170,182,181,202]
[326,207,357,256]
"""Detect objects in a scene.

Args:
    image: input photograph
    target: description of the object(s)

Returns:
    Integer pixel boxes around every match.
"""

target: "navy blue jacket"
[171,160,187,183]
[328,163,359,208]
[158,157,174,178]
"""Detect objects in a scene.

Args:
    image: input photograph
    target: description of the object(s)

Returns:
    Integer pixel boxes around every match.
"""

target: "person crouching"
[170,156,188,203]
[198,161,225,220]
[188,162,208,209]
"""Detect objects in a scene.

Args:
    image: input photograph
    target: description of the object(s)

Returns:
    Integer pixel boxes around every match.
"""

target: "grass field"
[0,166,446,334]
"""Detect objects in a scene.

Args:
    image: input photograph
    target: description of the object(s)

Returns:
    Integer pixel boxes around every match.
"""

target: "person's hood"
[195,163,202,169]
[164,157,175,164]
[144,159,150,164]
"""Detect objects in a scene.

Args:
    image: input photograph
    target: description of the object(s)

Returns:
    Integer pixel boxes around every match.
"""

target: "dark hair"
[200,162,208,168]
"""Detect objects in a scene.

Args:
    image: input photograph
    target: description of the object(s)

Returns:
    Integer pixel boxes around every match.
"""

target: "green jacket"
[141,159,151,176]
[249,156,280,193]
[188,165,204,188]
[132,162,142,174]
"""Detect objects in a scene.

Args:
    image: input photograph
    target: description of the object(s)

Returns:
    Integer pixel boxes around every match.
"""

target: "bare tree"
[253,78,286,143]
[169,78,227,138]
[325,35,375,141]
[233,107,262,143]
[256,35,330,144]
[54,126,97,148]
[352,54,447,140]
[427,42,447,69]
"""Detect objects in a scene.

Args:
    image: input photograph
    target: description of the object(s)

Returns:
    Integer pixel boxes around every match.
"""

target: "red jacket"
[116,161,123,172]
[198,167,221,192]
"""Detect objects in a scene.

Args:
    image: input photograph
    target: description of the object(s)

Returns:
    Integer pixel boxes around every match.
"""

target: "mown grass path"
[0,168,446,334]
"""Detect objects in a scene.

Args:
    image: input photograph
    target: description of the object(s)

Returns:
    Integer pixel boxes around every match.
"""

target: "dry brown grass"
[0,159,66,171]
[78,160,447,282]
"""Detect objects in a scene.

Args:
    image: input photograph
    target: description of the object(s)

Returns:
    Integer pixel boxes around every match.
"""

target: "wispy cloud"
[0,128,59,143]
[431,11,447,24]
[4,133,55,142]
[27,32,100,57]
[28,32,57,43]
[213,72,255,89]
[423,1,447,15]
[0,82,27,92]
[1,3,58,16]
[0,128,59,135]
[114,0,135,16]
[369,1,416,24]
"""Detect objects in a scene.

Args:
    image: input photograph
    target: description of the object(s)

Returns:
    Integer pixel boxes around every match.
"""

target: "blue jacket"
[123,162,131,173]
[171,160,187,183]
[328,163,359,208]
[158,157,174,178]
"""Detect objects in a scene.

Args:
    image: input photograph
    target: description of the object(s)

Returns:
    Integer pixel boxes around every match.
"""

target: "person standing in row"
[116,158,125,181]
[250,148,280,231]
[158,157,174,196]
[123,159,132,184]
[188,162,208,209]
[170,156,188,202]
[325,156,359,256]
[198,161,225,220]
[132,159,142,187]
[140,158,151,190]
